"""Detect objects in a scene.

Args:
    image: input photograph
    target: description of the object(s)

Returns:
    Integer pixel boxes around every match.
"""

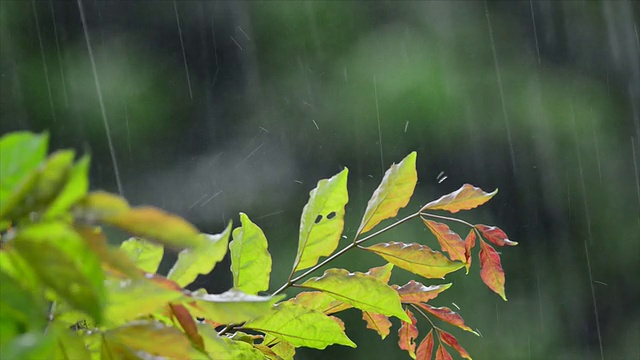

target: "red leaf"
[422,219,467,264]
[438,329,472,359]
[479,240,507,301]
[169,303,204,351]
[463,230,476,273]
[435,344,453,360]
[416,330,434,360]
[476,225,517,246]
[394,280,451,304]
[398,309,419,359]
[362,311,392,339]
[416,304,478,335]
[421,184,497,213]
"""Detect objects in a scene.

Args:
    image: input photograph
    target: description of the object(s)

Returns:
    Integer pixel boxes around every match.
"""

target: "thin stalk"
[419,212,475,228]
[274,212,420,296]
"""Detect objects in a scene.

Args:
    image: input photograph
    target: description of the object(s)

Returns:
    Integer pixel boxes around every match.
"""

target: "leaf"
[51,324,92,360]
[288,291,351,314]
[463,229,476,273]
[363,311,392,340]
[197,324,265,360]
[0,131,48,214]
[439,329,472,359]
[479,240,507,300]
[421,184,497,213]
[416,330,434,360]
[168,223,231,287]
[293,168,349,272]
[0,332,55,360]
[44,155,90,218]
[244,302,356,349]
[475,225,517,246]
[366,263,394,283]
[31,150,75,206]
[416,304,478,335]
[271,340,295,360]
[73,191,130,221]
[189,289,283,324]
[435,344,453,360]
[103,206,203,249]
[363,242,465,279]
[102,320,194,359]
[394,280,452,304]
[298,268,410,322]
[398,309,419,359]
[423,219,467,263]
[120,238,164,274]
[230,213,272,294]
[169,303,204,351]
[0,270,48,330]
[358,152,417,235]
[13,223,105,324]
[74,225,142,279]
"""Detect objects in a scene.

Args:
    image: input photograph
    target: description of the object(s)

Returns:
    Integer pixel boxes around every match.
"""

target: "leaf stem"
[419,212,475,228]
[273,212,420,297]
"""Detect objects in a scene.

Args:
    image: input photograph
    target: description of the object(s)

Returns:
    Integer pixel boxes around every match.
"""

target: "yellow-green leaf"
[188,290,283,325]
[120,238,164,274]
[168,223,231,287]
[357,152,417,235]
[102,320,194,359]
[52,324,92,360]
[293,168,349,272]
[31,150,75,207]
[73,191,130,221]
[44,155,90,218]
[288,291,351,314]
[244,302,356,349]
[298,268,409,322]
[230,214,271,294]
[421,184,497,213]
[363,242,465,279]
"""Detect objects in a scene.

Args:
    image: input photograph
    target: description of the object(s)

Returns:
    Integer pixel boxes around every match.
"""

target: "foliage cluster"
[0,132,516,359]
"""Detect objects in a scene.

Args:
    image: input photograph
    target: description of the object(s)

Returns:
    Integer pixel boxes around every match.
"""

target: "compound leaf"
[363,242,464,279]
[230,214,271,294]
[421,184,497,213]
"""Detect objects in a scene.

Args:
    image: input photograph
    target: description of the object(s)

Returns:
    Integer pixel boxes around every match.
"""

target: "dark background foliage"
[1,1,638,358]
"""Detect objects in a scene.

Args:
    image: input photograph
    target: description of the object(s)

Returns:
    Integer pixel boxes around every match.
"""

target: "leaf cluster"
[0,132,516,359]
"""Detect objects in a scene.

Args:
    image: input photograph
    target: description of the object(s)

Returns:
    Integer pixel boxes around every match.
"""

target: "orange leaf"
[363,242,465,279]
[416,304,478,335]
[435,344,453,360]
[476,225,517,246]
[398,309,419,359]
[169,303,204,351]
[463,230,476,273]
[421,184,497,213]
[394,280,451,304]
[423,219,467,263]
[438,329,472,359]
[416,330,434,360]
[479,240,507,301]
[362,311,392,339]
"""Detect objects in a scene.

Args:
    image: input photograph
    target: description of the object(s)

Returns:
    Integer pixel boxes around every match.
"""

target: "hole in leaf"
[327,211,336,219]
[315,215,323,224]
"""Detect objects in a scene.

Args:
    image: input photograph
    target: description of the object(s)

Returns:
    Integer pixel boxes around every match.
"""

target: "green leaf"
[421,184,497,213]
[44,155,90,218]
[31,150,75,207]
[363,242,465,279]
[230,214,271,294]
[73,191,130,221]
[292,168,349,272]
[357,152,417,236]
[244,302,356,349]
[168,223,231,287]
[13,222,105,323]
[0,270,48,331]
[52,324,92,360]
[0,332,55,360]
[120,238,164,274]
[298,268,409,322]
[288,291,351,314]
[188,289,284,325]
[198,324,265,360]
[102,320,195,359]
[0,131,48,214]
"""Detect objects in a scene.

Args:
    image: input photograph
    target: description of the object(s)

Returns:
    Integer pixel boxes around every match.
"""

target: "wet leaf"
[189,289,283,324]
[363,311,392,340]
[230,213,272,294]
[475,225,517,246]
[44,155,90,218]
[244,302,356,349]
[288,291,351,314]
[463,229,476,273]
[120,238,164,274]
[398,309,419,359]
[416,330,434,360]
[363,242,465,279]
[423,219,467,263]
[479,240,507,301]
[168,223,231,287]
[73,191,130,221]
[13,223,105,323]
[435,344,453,360]
[298,268,409,322]
[421,184,497,213]
[102,320,193,359]
[394,280,452,304]
[358,152,417,235]
[416,304,478,335]
[31,150,75,206]
[169,303,204,351]
[438,329,472,359]
[293,168,349,272]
